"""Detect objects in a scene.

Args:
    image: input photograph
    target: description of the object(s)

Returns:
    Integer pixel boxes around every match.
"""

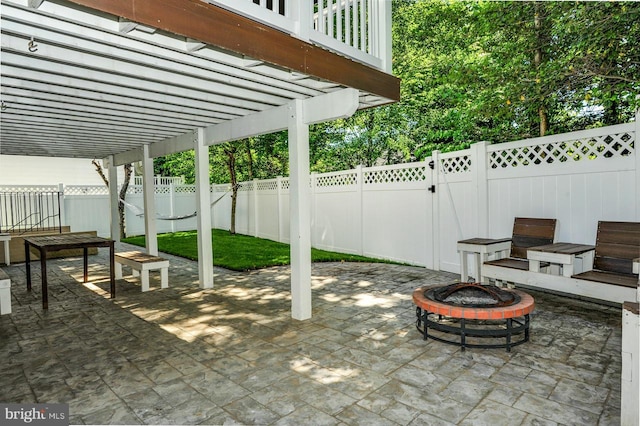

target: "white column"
[621,303,639,425]
[431,151,441,271]
[141,145,158,255]
[276,176,283,242]
[288,99,312,320]
[195,128,214,289]
[378,0,392,73]
[472,141,490,237]
[356,165,364,256]
[169,182,176,233]
[107,156,119,241]
[253,178,259,237]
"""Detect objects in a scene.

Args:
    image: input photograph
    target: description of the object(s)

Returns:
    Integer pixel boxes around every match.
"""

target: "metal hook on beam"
[28,37,38,52]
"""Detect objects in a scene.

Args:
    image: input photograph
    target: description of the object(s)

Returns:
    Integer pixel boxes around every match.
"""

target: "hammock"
[120,190,230,221]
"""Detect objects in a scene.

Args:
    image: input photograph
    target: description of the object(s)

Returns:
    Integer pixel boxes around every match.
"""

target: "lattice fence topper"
[489,132,635,169]
[175,185,196,194]
[364,165,427,184]
[316,172,358,187]
[155,185,172,194]
[65,186,108,195]
[281,179,290,190]
[236,181,252,192]
[256,180,278,191]
[0,186,59,193]
[440,156,472,174]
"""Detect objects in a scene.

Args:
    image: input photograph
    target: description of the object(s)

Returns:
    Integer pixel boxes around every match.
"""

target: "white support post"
[290,0,312,40]
[288,99,312,320]
[621,303,640,426]
[169,182,176,233]
[310,172,317,247]
[356,165,364,256]
[195,129,214,289]
[141,145,158,255]
[276,176,283,242]
[107,156,119,241]
[472,141,490,237]
[431,151,441,271]
[378,0,392,73]
[253,179,259,237]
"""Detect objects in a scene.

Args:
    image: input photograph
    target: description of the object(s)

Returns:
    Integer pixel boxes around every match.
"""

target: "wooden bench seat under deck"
[571,221,640,288]
[483,217,557,271]
[484,258,550,271]
[115,251,169,292]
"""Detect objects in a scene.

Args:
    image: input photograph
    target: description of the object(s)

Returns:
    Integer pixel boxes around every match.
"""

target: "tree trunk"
[119,164,132,239]
[245,138,254,180]
[534,2,548,137]
[91,160,132,239]
[225,146,238,235]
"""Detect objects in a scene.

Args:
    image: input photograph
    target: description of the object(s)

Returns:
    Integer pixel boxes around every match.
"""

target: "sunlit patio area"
[0,243,623,425]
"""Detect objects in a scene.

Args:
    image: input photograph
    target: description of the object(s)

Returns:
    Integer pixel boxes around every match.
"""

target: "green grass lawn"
[122,229,392,271]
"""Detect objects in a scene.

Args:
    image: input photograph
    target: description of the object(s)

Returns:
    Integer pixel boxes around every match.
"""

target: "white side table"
[527,243,595,277]
[457,237,512,283]
[0,233,10,266]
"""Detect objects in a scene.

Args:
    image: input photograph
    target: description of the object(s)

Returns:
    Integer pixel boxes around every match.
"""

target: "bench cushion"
[572,270,639,289]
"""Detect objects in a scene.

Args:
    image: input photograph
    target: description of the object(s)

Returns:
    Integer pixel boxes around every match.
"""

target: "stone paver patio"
[0,243,622,425]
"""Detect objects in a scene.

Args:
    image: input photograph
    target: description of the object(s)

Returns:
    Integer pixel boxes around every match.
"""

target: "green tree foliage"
[156,0,639,182]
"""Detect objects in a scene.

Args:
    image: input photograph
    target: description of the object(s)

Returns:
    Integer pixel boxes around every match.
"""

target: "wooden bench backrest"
[593,221,640,275]
[510,217,557,259]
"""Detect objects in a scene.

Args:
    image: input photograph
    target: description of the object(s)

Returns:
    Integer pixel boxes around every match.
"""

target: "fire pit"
[412,283,535,352]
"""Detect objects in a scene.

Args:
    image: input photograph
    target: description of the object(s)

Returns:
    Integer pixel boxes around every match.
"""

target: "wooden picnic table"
[24,233,115,309]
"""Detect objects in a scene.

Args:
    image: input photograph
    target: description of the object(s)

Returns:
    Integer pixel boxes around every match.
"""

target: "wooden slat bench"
[115,251,169,292]
[0,268,12,315]
[482,221,639,304]
[481,217,557,284]
[571,221,640,291]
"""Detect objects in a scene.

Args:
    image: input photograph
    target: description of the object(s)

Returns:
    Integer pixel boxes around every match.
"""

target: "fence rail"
[0,190,62,234]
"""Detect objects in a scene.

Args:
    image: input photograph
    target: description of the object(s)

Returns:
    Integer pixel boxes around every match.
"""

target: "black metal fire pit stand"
[415,307,530,352]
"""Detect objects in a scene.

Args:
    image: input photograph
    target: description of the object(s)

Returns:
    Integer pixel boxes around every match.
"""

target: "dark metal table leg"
[25,241,32,291]
[40,249,48,310]
[109,243,115,298]
[83,247,88,283]
[506,318,512,352]
[460,318,466,352]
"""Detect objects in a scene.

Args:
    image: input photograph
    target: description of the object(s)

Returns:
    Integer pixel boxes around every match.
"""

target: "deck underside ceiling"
[0,0,399,160]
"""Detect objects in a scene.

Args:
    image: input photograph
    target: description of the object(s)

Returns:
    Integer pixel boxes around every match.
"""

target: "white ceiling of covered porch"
[0,0,394,161]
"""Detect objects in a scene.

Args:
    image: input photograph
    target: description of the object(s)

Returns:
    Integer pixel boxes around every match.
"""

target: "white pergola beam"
[302,88,360,125]
[110,148,142,168]
[204,104,290,145]
[204,88,360,146]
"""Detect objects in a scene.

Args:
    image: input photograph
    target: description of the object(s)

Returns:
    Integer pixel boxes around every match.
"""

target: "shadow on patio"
[0,243,621,425]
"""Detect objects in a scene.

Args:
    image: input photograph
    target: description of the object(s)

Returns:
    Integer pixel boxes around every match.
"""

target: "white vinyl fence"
[2,118,638,275]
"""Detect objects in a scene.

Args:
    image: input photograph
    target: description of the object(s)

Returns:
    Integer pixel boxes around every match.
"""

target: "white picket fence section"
[2,117,638,275]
